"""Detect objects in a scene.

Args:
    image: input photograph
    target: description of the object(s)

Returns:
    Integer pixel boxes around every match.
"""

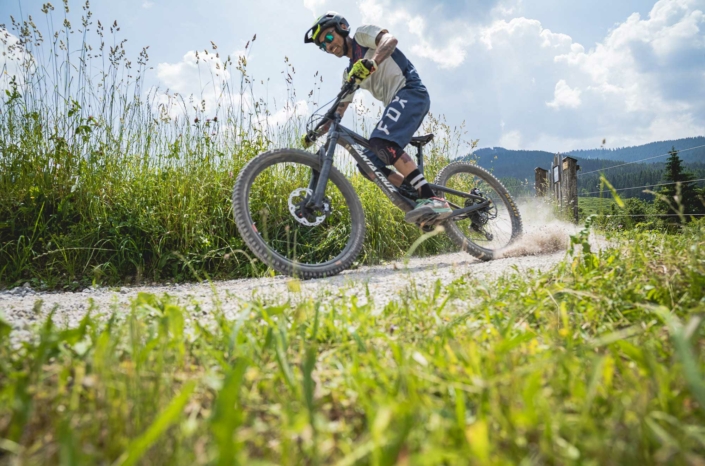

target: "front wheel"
[232,149,366,279]
[435,161,523,261]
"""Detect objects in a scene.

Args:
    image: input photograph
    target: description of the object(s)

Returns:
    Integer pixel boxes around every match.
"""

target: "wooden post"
[534,168,548,197]
[552,154,562,207]
[561,156,579,223]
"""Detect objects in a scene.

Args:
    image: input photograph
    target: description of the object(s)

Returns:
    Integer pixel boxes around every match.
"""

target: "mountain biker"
[303,11,451,224]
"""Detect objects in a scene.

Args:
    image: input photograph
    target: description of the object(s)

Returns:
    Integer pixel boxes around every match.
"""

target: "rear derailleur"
[465,188,494,241]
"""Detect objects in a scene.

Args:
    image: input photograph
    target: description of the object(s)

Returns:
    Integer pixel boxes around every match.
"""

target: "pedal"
[415,212,441,230]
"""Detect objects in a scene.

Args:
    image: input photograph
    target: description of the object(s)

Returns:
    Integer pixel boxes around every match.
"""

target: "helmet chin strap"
[342,38,349,57]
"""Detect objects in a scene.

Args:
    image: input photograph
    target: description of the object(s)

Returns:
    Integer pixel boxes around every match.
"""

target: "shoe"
[397,181,419,201]
[404,197,452,225]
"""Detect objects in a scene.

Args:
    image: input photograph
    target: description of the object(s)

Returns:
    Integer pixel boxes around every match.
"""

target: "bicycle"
[232,81,523,278]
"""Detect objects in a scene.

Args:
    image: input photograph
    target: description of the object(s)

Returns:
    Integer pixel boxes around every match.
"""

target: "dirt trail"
[0,202,585,340]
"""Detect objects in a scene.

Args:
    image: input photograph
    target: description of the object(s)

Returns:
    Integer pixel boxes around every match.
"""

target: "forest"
[470,139,705,200]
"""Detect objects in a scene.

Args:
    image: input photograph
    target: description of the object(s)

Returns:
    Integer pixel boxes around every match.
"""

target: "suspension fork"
[307,117,341,209]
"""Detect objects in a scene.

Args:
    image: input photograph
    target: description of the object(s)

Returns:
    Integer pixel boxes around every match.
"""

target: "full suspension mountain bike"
[232,82,523,278]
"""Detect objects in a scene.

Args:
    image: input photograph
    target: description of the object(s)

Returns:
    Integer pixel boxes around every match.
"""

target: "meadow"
[0,4,467,290]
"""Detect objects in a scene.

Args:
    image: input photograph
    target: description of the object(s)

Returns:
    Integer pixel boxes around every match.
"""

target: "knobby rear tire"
[232,149,366,279]
[435,161,523,261]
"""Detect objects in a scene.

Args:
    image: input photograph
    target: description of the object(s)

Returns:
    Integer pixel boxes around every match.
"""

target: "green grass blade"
[112,381,196,466]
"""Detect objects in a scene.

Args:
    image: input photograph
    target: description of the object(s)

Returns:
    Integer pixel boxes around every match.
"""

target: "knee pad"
[369,138,404,165]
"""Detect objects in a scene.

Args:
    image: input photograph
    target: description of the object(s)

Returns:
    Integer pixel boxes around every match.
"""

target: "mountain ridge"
[469,136,705,181]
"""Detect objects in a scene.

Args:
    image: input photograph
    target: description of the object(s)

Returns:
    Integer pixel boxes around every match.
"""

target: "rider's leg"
[369,137,450,223]
[368,86,436,199]
[357,148,404,187]
[369,138,434,198]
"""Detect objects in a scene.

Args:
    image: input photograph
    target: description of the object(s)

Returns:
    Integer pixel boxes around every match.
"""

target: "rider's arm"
[372,31,397,64]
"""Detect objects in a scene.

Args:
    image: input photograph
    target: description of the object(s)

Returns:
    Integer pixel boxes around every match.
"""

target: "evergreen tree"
[657,147,704,222]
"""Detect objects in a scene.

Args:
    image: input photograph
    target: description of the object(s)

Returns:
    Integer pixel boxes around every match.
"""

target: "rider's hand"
[302,130,319,149]
[348,59,377,84]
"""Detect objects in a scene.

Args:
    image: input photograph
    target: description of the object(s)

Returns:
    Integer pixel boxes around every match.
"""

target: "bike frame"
[305,86,491,221]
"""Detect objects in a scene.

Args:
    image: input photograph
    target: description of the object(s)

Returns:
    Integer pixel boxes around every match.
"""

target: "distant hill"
[567,136,705,164]
[470,136,705,180]
[467,148,633,180]
[467,136,705,199]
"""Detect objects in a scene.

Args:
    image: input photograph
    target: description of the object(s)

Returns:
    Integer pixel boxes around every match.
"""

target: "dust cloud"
[498,199,580,258]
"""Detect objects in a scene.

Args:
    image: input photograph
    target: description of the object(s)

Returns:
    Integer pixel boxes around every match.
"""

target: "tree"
[657,147,704,222]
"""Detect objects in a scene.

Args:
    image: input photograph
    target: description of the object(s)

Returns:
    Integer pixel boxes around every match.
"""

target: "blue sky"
[2,0,704,151]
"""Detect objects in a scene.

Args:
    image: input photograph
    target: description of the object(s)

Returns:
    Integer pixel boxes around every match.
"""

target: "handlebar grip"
[303,130,317,148]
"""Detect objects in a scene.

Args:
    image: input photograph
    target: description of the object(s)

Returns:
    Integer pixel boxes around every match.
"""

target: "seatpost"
[417,146,424,175]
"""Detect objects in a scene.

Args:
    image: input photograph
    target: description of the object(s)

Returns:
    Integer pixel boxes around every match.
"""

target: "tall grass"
[0,2,469,289]
[1,220,704,463]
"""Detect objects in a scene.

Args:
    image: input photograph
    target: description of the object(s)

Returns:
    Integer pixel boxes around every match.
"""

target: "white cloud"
[546,80,582,109]
[466,0,705,150]
[491,0,524,18]
[551,0,705,122]
[153,46,310,134]
[357,0,474,68]
[499,130,522,149]
[480,17,573,51]
[303,0,327,16]
[411,36,472,69]
[0,28,30,91]
[155,49,235,116]
[142,1,154,9]
[266,100,310,127]
[346,0,705,150]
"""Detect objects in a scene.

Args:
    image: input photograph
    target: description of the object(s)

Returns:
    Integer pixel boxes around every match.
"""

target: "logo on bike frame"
[351,143,397,193]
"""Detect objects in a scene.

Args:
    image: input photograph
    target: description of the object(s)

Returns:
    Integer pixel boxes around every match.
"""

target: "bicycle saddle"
[410,134,434,147]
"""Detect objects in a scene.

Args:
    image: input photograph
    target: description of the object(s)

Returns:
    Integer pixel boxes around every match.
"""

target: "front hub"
[288,188,331,227]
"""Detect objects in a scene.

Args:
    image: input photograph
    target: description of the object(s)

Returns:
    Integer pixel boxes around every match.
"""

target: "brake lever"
[309,82,358,137]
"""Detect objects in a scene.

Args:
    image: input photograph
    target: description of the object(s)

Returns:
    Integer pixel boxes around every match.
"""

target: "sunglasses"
[318,33,335,51]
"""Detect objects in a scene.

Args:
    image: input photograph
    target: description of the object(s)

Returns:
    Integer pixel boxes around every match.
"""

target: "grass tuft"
[1,220,704,463]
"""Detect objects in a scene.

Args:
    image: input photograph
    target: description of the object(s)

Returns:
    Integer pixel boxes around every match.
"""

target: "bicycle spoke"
[246,161,353,266]
[441,170,517,251]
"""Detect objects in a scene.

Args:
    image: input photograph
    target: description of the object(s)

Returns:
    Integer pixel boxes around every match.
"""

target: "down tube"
[336,134,416,212]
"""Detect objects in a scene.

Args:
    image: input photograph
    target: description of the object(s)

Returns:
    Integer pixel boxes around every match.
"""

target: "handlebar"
[305,81,358,144]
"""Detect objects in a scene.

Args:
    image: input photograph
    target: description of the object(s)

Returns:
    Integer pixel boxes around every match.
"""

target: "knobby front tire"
[435,161,523,261]
[232,149,366,279]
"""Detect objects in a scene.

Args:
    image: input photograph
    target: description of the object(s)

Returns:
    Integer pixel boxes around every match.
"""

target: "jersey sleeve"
[353,24,389,49]
[341,68,356,103]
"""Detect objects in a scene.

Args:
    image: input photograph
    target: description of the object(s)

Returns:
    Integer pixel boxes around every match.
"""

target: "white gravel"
[0,204,587,340]
[0,251,567,340]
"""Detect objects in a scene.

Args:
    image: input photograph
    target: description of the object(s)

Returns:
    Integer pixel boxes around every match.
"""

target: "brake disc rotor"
[288,188,330,227]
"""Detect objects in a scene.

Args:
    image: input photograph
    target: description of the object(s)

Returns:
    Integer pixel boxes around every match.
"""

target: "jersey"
[341,24,425,107]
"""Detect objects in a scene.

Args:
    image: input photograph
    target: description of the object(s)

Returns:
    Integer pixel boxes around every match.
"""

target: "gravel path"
[0,211,584,340]
[0,251,566,338]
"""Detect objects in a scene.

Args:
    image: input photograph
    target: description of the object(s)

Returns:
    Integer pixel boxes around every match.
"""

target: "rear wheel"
[232,149,366,278]
[434,161,522,260]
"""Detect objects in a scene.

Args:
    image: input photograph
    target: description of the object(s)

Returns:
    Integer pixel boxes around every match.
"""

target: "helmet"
[304,11,350,45]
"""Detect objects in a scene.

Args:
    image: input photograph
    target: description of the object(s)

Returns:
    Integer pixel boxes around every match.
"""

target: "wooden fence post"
[534,167,548,197]
[551,154,562,207]
[561,156,580,223]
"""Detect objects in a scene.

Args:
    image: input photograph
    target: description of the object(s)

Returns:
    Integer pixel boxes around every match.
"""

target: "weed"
[1,220,704,463]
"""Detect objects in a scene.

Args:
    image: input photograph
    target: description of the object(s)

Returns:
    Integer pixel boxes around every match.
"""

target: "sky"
[2,0,704,152]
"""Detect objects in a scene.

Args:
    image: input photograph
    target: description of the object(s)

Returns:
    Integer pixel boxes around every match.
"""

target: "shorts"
[370,85,431,149]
